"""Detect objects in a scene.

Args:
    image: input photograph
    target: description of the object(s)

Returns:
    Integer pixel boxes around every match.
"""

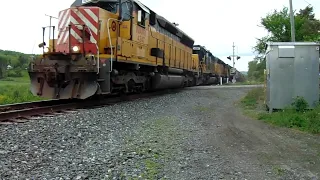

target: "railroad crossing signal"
[227,55,240,69]
[227,42,240,84]
[227,55,240,60]
[227,42,240,68]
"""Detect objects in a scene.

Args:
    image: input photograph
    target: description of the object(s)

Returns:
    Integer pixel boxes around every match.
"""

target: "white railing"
[107,18,122,72]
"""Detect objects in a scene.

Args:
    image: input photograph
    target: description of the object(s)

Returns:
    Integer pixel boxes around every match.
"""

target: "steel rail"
[0,89,179,125]
[0,99,75,113]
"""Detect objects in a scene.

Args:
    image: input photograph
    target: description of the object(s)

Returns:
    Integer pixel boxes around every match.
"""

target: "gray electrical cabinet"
[265,42,320,112]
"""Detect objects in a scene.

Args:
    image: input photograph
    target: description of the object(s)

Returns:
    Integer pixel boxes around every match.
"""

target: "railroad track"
[0,99,81,124]
[0,89,178,125]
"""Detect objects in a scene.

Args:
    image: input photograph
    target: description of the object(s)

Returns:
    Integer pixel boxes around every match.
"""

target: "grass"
[226,80,263,85]
[273,166,285,176]
[0,71,44,105]
[240,87,320,134]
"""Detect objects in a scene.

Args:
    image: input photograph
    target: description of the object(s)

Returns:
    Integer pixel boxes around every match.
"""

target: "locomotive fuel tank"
[206,77,217,85]
[151,74,185,90]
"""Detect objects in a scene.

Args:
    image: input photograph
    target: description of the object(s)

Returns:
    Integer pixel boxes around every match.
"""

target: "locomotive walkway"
[0,85,319,179]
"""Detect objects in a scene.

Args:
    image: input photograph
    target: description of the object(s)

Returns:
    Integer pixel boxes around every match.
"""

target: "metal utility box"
[265,42,320,112]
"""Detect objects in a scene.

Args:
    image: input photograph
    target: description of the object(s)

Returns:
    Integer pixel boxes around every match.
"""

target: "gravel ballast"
[1,86,320,179]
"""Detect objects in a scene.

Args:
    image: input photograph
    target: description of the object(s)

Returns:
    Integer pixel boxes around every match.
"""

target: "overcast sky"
[0,0,319,71]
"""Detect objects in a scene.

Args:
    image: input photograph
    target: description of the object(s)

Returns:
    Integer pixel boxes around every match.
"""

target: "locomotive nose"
[29,70,98,99]
[55,7,99,55]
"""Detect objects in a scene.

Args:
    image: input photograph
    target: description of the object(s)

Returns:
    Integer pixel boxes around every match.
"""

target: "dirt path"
[180,86,320,179]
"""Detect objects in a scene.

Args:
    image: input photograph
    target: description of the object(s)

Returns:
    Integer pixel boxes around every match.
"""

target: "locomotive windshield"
[82,0,132,20]
[193,47,205,62]
[83,1,118,13]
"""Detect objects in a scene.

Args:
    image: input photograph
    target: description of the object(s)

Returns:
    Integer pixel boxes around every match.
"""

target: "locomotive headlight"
[43,47,49,53]
[72,46,80,52]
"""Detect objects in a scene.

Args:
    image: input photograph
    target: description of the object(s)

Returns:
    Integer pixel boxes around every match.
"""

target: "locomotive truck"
[28,0,231,99]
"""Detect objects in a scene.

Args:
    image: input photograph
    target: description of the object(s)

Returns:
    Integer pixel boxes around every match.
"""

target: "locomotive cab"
[192,45,217,85]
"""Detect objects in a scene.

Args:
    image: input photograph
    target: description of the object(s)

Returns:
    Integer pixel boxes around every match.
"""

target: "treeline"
[248,6,320,82]
[0,50,33,79]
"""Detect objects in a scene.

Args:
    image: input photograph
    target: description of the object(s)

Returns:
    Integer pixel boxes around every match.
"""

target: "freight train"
[229,68,246,82]
[28,0,232,99]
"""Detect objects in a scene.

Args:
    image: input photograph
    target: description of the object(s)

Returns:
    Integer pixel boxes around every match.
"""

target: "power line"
[303,0,311,6]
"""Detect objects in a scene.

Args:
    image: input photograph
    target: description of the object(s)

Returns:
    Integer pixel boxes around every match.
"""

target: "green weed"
[273,166,285,176]
[0,85,44,105]
[240,87,265,109]
[193,105,210,112]
[240,88,320,134]
[228,81,263,85]
[0,71,45,104]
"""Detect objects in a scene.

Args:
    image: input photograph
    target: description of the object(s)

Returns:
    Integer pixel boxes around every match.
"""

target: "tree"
[248,6,320,81]
[0,54,9,79]
[0,49,33,78]
[296,6,320,41]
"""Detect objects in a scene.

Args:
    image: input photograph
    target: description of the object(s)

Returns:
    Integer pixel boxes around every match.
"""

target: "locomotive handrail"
[107,18,122,73]
[72,22,100,74]
[85,26,100,74]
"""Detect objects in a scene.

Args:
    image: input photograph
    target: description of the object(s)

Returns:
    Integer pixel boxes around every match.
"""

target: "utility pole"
[289,0,295,42]
[232,42,235,68]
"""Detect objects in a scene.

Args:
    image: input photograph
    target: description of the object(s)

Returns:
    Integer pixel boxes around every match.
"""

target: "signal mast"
[227,42,240,83]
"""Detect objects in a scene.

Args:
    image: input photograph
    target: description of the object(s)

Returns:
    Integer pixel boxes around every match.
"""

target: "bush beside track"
[0,71,45,105]
[240,87,320,134]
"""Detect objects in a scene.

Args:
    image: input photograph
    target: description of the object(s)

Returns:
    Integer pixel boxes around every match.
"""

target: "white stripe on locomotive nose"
[90,35,96,43]
[57,11,66,44]
[70,16,96,43]
[68,16,82,43]
[57,16,71,44]
[70,28,82,42]
[84,9,98,22]
[58,10,67,28]
[74,9,97,35]
[62,31,69,44]
[70,16,80,26]
[57,29,66,44]
[57,31,64,44]
[59,9,70,30]
[58,8,98,44]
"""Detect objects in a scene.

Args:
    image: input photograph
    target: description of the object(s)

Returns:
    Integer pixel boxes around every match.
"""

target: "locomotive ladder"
[107,18,122,73]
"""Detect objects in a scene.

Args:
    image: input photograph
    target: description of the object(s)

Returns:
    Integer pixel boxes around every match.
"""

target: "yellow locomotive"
[28,0,231,99]
[192,45,231,84]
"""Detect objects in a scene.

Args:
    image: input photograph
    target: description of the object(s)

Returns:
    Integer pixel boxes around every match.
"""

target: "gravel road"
[0,85,319,179]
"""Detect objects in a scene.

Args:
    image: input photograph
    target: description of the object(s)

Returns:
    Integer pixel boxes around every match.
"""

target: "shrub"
[291,96,309,112]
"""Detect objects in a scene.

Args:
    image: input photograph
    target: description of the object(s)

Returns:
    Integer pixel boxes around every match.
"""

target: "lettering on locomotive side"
[135,25,148,43]
[136,26,146,35]
[137,36,145,42]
